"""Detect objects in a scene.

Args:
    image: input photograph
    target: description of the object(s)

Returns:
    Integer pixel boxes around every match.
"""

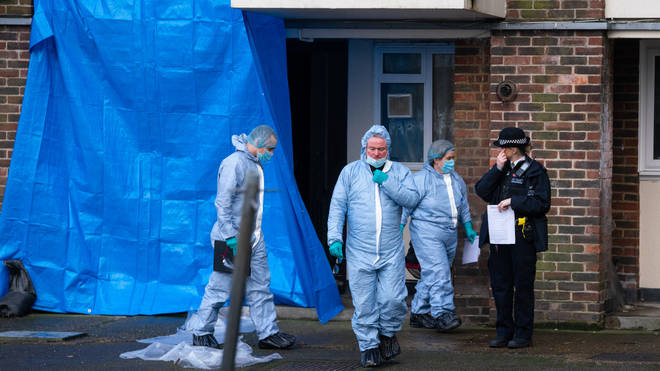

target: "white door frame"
[373,43,453,171]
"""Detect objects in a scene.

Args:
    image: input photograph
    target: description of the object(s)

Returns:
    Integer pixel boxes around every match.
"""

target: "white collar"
[511,156,527,168]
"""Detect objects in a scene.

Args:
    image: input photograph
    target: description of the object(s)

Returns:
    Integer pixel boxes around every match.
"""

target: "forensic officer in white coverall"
[327,125,419,367]
[189,125,295,350]
[401,139,477,332]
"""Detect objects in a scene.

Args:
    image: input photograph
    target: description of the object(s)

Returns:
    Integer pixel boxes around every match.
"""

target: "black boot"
[436,311,462,332]
[378,334,401,360]
[192,334,223,349]
[489,336,511,348]
[278,332,296,344]
[360,347,383,368]
[258,332,296,349]
[507,338,532,348]
[409,312,437,329]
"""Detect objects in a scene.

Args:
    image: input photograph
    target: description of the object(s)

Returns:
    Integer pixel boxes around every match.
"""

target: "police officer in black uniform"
[475,127,551,349]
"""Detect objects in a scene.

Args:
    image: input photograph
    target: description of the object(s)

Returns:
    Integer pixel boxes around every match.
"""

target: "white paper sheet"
[461,236,480,264]
[487,205,515,244]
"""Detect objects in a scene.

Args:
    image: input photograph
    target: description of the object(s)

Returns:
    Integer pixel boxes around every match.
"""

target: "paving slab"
[0,330,87,341]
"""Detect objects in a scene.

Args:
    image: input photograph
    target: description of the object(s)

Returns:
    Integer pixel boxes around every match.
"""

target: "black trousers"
[488,227,537,340]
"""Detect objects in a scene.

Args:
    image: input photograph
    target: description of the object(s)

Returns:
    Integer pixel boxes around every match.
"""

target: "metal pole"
[221,170,259,371]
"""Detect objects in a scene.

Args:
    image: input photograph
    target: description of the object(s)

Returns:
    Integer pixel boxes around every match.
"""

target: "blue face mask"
[366,155,387,168]
[258,150,273,163]
[441,159,455,173]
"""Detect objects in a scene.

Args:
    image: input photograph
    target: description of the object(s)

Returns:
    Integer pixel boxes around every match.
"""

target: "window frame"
[373,43,454,171]
[639,40,660,177]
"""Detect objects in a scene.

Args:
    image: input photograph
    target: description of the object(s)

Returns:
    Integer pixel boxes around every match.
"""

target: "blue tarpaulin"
[0,0,343,323]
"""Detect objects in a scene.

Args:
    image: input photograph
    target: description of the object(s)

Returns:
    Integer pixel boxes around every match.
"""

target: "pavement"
[2,302,660,370]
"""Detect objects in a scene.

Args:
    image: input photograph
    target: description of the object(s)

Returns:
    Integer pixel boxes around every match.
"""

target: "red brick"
[588,56,603,65]
[546,84,573,93]
[572,292,601,302]
[559,152,585,162]
[519,84,545,93]
[576,47,603,55]
[588,36,604,46]
[503,56,532,65]
[545,122,573,130]
[518,65,544,74]
[575,103,601,112]
[491,37,504,47]
[576,9,604,18]
[558,75,588,85]
[532,55,561,65]
[560,37,587,46]
[559,94,586,103]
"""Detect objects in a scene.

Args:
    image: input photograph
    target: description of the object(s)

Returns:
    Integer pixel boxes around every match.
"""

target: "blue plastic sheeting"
[0,0,343,323]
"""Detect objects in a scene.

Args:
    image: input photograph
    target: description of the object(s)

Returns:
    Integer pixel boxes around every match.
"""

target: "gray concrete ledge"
[605,303,660,331]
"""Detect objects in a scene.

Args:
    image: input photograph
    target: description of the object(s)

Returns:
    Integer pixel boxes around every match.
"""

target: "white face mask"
[365,155,386,168]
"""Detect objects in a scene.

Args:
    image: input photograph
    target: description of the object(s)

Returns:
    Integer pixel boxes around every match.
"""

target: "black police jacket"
[474,158,551,252]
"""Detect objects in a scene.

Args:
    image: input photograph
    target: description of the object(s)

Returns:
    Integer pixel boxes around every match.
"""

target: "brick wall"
[0,0,33,17]
[452,38,492,324]
[0,1,32,210]
[611,39,640,301]
[490,30,607,323]
[507,0,605,20]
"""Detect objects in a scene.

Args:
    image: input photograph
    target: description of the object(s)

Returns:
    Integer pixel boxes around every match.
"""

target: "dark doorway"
[286,39,348,261]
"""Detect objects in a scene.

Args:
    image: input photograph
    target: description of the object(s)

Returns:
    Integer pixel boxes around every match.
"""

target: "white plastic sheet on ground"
[120,310,282,368]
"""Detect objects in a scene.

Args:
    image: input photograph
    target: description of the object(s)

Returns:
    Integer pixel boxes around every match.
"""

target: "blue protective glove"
[329,241,343,263]
[372,169,388,184]
[400,224,405,236]
[464,222,477,243]
[226,237,238,255]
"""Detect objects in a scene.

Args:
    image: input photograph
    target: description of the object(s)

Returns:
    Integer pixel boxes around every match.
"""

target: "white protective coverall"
[402,161,471,318]
[189,133,278,341]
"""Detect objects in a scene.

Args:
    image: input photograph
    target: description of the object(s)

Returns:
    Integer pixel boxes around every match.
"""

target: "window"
[374,44,454,170]
[639,40,660,176]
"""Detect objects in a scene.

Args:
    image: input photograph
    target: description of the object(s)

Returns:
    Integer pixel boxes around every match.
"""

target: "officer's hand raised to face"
[496,150,507,170]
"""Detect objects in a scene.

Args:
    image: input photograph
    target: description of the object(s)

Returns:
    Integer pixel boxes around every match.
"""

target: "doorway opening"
[287,39,348,274]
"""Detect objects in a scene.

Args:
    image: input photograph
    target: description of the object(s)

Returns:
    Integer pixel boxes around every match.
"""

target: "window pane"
[380,83,424,162]
[655,56,660,159]
[432,54,454,141]
[383,53,421,74]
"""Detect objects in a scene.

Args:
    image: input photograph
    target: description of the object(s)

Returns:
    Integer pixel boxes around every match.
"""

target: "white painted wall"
[639,180,660,289]
[606,0,660,18]
[609,31,660,39]
[232,0,506,18]
[346,40,375,162]
[234,0,467,10]
[473,0,506,18]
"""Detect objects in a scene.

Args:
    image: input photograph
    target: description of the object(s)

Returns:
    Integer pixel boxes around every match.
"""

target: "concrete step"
[605,302,660,331]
